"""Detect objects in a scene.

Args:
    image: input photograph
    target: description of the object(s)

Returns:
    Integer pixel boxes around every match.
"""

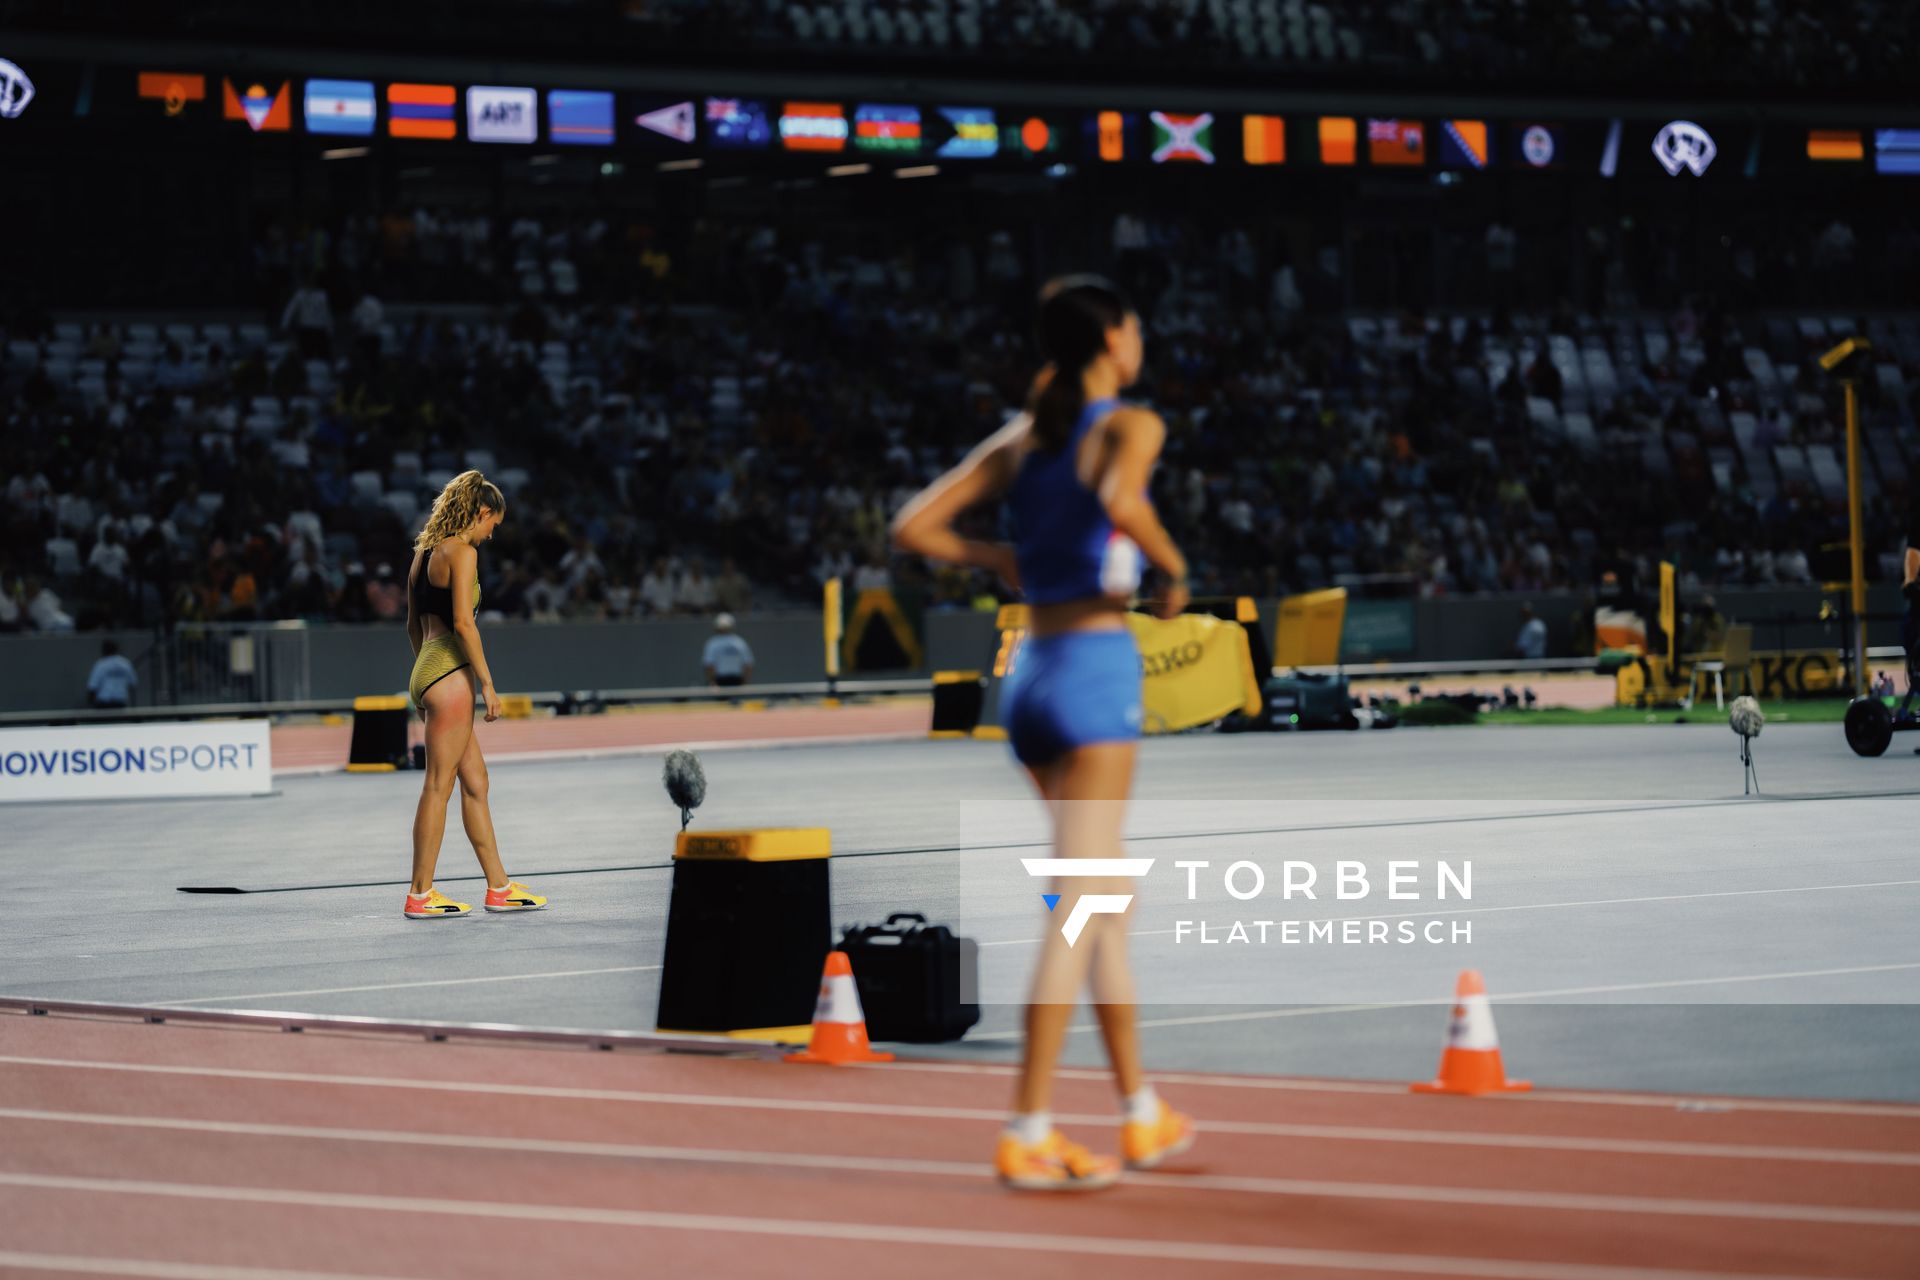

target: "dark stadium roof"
[1,0,1914,106]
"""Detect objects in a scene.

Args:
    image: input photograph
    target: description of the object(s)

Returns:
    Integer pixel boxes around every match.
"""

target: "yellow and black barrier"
[1272,587,1347,669]
[842,586,923,672]
[346,695,410,773]
[1126,609,1264,732]
[1617,648,1842,708]
[971,604,1029,742]
[929,670,986,738]
[655,827,831,1043]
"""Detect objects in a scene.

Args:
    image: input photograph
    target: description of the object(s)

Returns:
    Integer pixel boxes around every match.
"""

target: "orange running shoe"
[994,1129,1121,1192]
[484,880,547,912]
[403,888,471,920]
[1122,1098,1196,1170]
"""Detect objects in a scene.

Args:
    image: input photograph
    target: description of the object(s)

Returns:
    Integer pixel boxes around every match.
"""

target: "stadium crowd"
[3,207,1916,635]
[705,0,1919,92]
[20,0,1911,95]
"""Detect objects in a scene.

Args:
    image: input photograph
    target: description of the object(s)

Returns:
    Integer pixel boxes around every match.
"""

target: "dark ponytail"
[1027,275,1132,452]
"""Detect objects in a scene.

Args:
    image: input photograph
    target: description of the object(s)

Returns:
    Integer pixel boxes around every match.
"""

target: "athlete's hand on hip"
[482,683,503,723]
[1158,577,1190,620]
[979,542,1022,593]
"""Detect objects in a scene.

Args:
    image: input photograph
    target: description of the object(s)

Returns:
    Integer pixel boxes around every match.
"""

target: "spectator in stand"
[154,342,202,393]
[352,291,385,365]
[282,545,332,618]
[558,536,605,591]
[639,556,677,616]
[604,572,635,619]
[281,280,333,360]
[367,563,406,621]
[675,559,716,614]
[334,564,373,623]
[85,639,137,709]
[87,525,130,588]
[702,613,754,689]
[26,580,74,632]
[524,569,564,620]
[563,576,607,620]
[1775,544,1813,585]
[226,562,261,621]
[713,557,751,615]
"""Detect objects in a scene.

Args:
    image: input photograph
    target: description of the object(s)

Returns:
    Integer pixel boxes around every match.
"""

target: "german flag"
[1807,129,1864,162]
[387,83,457,140]
[1318,116,1356,165]
[1243,115,1285,166]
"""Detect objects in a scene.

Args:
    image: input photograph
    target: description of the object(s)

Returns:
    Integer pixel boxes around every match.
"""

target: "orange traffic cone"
[1411,970,1530,1095]
[785,951,893,1065]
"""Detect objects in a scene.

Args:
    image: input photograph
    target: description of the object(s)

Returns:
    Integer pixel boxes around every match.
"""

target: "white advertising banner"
[0,720,273,803]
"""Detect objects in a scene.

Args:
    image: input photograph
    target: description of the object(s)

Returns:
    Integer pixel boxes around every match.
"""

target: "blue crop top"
[1007,397,1144,606]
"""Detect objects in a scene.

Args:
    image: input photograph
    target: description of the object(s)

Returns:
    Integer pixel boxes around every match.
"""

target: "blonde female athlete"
[402,470,547,920]
[892,277,1194,1190]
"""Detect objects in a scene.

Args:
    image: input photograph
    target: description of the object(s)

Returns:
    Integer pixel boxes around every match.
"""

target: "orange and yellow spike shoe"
[995,1129,1121,1192]
[403,888,471,920]
[484,880,547,912]
[1122,1099,1196,1170]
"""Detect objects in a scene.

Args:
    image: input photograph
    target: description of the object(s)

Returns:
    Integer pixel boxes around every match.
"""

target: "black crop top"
[411,548,478,627]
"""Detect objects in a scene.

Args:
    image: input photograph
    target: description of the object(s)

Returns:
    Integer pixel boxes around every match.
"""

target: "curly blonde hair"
[415,470,506,551]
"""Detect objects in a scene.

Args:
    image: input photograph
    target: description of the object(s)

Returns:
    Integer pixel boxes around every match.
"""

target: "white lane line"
[0,1250,420,1280]
[4,1057,1918,1148]
[976,878,1920,949]
[872,1060,1920,1118]
[0,1171,1871,1280]
[143,965,661,1007]
[964,962,1920,1041]
[7,1107,1920,1213]
[274,732,925,777]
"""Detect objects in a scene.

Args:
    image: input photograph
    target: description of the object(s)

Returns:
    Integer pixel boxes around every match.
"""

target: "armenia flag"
[388,83,457,140]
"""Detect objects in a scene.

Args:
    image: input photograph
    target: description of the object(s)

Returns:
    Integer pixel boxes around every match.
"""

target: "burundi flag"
[1150,111,1215,164]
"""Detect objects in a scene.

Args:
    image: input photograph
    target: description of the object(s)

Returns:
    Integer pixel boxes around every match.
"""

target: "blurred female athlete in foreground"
[893,277,1194,1190]
[402,470,546,920]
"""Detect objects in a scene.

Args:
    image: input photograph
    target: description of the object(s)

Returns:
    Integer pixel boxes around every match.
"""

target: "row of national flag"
[126,74,1913,175]
[135,72,615,145]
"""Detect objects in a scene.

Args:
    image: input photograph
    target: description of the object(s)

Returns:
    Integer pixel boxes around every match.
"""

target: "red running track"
[271,702,931,772]
[2,1012,1917,1279]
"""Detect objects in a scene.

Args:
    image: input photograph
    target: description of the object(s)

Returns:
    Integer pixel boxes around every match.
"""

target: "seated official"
[86,640,137,709]
[703,613,754,689]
